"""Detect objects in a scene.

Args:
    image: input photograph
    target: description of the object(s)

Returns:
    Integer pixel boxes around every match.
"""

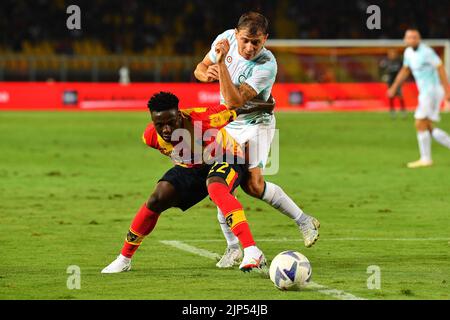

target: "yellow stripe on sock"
[225,209,246,230]
[125,229,145,245]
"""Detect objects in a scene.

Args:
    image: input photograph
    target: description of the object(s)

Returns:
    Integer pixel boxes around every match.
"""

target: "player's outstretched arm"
[194,54,219,83]
[216,40,257,108]
[437,64,450,101]
[236,96,275,115]
[388,66,410,98]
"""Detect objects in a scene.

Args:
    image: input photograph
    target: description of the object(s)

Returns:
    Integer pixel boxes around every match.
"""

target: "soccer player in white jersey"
[388,29,450,168]
[194,12,320,268]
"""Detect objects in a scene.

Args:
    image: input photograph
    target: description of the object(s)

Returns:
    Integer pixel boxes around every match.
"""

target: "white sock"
[417,131,432,162]
[243,245,261,257]
[217,207,239,247]
[119,254,131,262]
[262,181,308,225]
[432,128,450,149]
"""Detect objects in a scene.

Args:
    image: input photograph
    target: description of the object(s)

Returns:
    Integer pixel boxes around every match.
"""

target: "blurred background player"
[194,12,320,268]
[119,65,130,85]
[388,29,450,168]
[380,49,406,118]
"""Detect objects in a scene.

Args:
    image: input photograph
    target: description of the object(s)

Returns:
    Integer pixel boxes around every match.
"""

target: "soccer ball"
[269,250,312,290]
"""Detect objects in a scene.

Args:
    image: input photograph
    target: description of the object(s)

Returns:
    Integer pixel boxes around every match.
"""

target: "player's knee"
[146,193,164,212]
[243,174,265,198]
[416,119,434,131]
[146,182,175,213]
[206,176,226,187]
[415,120,428,131]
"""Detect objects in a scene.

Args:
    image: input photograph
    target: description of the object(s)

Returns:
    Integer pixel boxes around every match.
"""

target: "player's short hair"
[405,27,421,35]
[147,91,179,112]
[236,12,268,35]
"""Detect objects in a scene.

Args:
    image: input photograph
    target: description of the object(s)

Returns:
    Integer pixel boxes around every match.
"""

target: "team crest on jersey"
[226,56,232,63]
[238,74,247,84]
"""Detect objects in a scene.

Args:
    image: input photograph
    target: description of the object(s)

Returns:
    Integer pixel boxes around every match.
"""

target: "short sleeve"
[208,30,233,64]
[403,50,410,67]
[245,62,277,95]
[428,48,442,67]
[142,124,159,149]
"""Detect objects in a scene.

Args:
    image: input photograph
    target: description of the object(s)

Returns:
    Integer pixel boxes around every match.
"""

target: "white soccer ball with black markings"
[269,250,312,290]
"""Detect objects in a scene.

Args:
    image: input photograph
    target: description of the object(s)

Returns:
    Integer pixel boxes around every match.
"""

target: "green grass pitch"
[0,111,449,300]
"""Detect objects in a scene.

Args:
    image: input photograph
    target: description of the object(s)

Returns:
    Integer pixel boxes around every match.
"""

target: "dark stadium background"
[0,0,448,82]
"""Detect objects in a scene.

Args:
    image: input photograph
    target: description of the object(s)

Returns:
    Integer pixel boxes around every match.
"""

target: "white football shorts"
[224,112,276,169]
[415,86,445,122]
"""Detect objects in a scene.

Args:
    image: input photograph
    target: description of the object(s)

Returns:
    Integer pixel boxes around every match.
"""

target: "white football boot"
[298,215,321,248]
[407,159,433,168]
[239,246,267,272]
[101,255,132,273]
[216,246,243,268]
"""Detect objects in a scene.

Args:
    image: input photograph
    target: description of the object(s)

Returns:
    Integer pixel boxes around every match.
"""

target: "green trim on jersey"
[226,111,273,127]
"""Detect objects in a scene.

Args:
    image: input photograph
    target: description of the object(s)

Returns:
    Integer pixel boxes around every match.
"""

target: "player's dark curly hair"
[237,12,268,35]
[147,91,179,112]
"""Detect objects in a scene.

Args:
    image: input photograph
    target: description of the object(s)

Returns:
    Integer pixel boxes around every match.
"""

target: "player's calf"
[101,203,160,274]
[241,170,265,198]
[207,180,256,248]
[101,181,178,273]
[206,164,266,272]
[432,128,450,149]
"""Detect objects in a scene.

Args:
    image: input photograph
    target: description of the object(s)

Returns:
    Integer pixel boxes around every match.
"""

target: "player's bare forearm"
[390,67,410,91]
[194,62,209,82]
[238,83,258,104]
[218,63,258,108]
[236,97,275,115]
[215,39,257,108]
[218,61,245,108]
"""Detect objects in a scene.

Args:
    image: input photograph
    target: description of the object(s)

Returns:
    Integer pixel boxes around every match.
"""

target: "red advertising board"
[0,82,421,111]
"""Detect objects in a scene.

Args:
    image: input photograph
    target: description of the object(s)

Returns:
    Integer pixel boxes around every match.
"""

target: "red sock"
[121,204,160,258]
[207,182,255,248]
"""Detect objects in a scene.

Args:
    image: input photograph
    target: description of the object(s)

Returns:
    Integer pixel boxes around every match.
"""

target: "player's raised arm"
[236,96,275,115]
[388,66,411,98]
[216,39,257,108]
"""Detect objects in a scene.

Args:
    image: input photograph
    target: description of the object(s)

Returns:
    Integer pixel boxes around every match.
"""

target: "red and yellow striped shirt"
[142,104,243,167]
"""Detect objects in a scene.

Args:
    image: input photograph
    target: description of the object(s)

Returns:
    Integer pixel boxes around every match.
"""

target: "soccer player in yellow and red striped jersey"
[142,103,243,166]
[101,91,272,273]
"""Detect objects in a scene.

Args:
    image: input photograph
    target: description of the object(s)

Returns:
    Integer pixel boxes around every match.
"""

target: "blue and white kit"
[403,43,444,121]
[209,29,278,169]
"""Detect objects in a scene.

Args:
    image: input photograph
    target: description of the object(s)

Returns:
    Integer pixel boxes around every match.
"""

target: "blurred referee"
[380,49,406,118]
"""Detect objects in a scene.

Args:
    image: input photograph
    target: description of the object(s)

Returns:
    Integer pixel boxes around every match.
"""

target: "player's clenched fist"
[205,64,219,82]
[215,39,230,64]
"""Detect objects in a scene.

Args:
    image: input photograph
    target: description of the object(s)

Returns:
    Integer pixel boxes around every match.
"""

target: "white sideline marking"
[159,240,221,260]
[305,282,366,300]
[167,237,450,243]
[159,240,366,301]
